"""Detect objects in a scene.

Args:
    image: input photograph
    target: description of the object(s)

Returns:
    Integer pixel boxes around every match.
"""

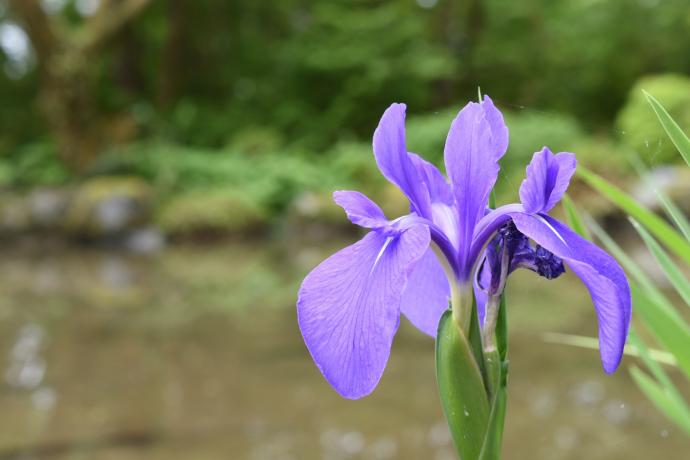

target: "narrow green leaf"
[629,329,690,434]
[629,156,690,242]
[577,167,690,266]
[495,295,508,363]
[478,294,509,460]
[629,330,685,401]
[630,366,690,435]
[632,284,690,381]
[480,382,507,460]
[561,194,590,239]
[655,190,690,242]
[436,310,490,459]
[630,218,690,308]
[542,331,677,367]
[468,299,488,386]
[643,90,690,167]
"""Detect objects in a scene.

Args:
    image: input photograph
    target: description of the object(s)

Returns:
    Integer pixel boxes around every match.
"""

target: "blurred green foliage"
[0,142,72,188]
[616,74,690,165]
[1,0,690,231]
[3,0,690,151]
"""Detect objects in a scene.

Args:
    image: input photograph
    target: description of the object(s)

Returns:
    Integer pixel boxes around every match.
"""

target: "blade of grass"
[630,366,690,435]
[630,218,690,308]
[577,167,690,266]
[632,283,690,382]
[542,332,677,367]
[628,329,687,405]
[655,191,690,242]
[628,155,690,242]
[562,194,591,239]
[643,90,690,167]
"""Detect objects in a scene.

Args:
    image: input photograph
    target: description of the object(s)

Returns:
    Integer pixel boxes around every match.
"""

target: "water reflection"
[6,324,46,390]
[0,239,684,459]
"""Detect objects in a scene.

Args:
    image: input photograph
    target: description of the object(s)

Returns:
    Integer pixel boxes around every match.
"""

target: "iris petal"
[297,225,430,399]
[510,212,632,373]
[519,147,577,214]
[373,104,432,219]
[400,248,450,336]
[444,96,509,274]
[333,190,388,229]
[408,152,459,249]
[408,152,454,206]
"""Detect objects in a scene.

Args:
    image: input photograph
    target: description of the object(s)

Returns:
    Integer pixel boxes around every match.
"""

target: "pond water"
[0,235,685,459]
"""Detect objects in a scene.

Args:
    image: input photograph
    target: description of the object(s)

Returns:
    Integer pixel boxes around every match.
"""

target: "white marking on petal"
[431,202,460,250]
[371,236,395,275]
[535,214,568,246]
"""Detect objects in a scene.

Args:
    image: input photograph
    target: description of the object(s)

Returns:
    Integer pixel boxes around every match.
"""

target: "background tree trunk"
[7,0,153,173]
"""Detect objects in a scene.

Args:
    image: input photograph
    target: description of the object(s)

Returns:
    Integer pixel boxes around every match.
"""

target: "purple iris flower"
[297,97,631,399]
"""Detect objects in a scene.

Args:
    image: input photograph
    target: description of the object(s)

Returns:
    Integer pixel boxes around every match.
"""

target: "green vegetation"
[2,0,690,236]
[616,75,690,165]
[569,95,690,436]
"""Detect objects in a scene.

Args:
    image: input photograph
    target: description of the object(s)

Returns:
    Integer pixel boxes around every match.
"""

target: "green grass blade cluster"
[577,166,690,266]
[630,219,690,307]
[569,93,690,435]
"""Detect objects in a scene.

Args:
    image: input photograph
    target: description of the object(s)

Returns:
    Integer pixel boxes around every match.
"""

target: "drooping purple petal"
[297,225,430,399]
[444,96,509,274]
[333,190,388,229]
[510,212,632,373]
[373,104,431,218]
[400,248,450,336]
[519,148,577,214]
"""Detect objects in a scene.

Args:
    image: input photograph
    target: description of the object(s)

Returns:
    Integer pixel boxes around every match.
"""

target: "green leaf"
[632,284,690,382]
[629,156,690,242]
[629,330,685,398]
[655,190,690,243]
[578,167,690,266]
[478,294,509,460]
[542,331,677,367]
[561,194,590,239]
[436,310,490,459]
[495,294,508,364]
[480,380,507,460]
[629,330,690,434]
[468,299,488,385]
[643,90,690,168]
[630,366,690,435]
[630,218,690,308]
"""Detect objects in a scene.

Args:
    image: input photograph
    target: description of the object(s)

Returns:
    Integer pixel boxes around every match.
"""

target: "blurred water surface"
[0,237,685,460]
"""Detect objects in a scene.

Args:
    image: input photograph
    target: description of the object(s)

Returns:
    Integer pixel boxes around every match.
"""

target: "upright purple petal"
[408,153,459,248]
[400,248,450,336]
[408,153,454,206]
[297,225,430,399]
[519,148,577,214]
[510,212,632,373]
[333,190,388,229]
[373,104,431,218]
[481,96,509,155]
[444,96,508,273]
